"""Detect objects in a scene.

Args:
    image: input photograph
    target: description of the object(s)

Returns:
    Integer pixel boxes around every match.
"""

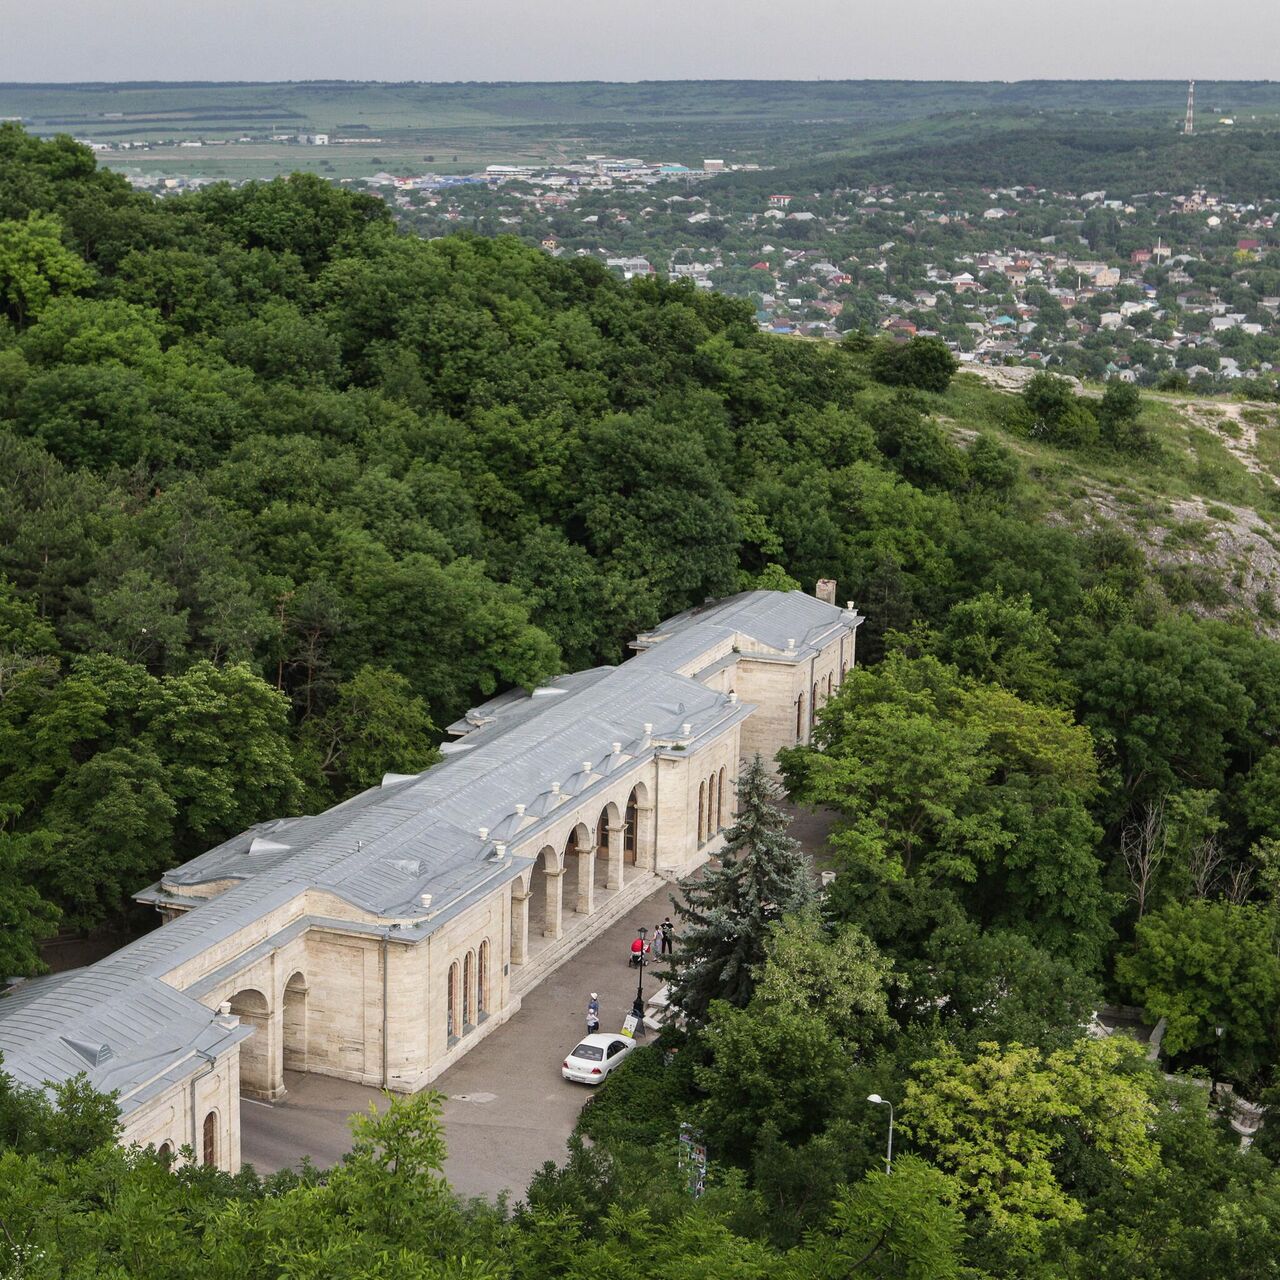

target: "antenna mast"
[1184,79,1195,136]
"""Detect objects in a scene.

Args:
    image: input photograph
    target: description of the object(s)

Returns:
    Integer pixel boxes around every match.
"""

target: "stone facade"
[0,589,862,1174]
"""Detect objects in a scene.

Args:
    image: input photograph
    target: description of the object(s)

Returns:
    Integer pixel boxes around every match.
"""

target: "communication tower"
[1184,80,1195,136]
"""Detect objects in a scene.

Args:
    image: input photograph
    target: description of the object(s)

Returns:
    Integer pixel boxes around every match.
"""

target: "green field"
[7,79,1280,180]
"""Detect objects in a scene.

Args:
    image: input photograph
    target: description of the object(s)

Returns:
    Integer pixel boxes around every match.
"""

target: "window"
[718,767,727,828]
[795,694,804,737]
[572,1043,604,1061]
[157,1141,172,1159]
[697,781,706,843]
[202,1111,217,1167]
[447,960,459,1040]
[827,672,833,697]
[463,950,475,1028]
[607,1041,627,1058]
[478,940,490,1015]
[813,679,819,711]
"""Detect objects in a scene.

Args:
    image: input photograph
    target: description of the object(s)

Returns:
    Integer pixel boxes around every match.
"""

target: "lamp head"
[867,1093,884,1104]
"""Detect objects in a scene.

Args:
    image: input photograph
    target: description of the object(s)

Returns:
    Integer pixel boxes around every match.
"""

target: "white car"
[561,1032,636,1084]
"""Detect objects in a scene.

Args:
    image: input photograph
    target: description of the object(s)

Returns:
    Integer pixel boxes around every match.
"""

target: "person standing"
[586,992,600,1034]
[660,916,674,955]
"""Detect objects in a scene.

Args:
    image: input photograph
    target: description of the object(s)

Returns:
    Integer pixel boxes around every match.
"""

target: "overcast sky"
[4,1,1276,83]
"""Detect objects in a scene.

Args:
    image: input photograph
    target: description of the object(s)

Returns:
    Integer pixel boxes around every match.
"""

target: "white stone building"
[0,590,861,1172]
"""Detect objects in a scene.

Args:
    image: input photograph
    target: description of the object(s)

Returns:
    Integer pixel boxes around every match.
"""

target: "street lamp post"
[631,926,648,1034]
[867,1094,894,1175]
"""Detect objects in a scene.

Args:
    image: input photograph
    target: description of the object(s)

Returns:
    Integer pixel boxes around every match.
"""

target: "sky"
[4,0,1277,83]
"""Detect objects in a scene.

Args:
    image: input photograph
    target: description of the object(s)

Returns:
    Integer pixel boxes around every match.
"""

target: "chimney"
[478,827,489,841]
[815,578,837,605]
[681,722,693,737]
[420,893,432,909]
[612,742,622,754]
[643,723,654,736]
[514,803,526,816]
[551,781,560,795]
[787,637,796,651]
[728,690,738,703]
[583,761,593,774]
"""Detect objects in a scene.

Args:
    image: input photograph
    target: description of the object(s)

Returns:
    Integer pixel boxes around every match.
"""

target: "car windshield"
[571,1043,604,1061]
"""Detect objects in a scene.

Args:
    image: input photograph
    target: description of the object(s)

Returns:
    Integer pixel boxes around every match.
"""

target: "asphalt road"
[240,879,679,1201]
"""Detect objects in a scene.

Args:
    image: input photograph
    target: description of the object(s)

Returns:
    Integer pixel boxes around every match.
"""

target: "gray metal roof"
[0,590,857,1105]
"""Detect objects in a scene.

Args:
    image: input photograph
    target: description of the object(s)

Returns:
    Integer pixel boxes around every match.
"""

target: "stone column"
[575,849,595,915]
[544,869,564,939]
[510,887,530,965]
[263,1004,286,1102]
[607,822,625,890]
[636,802,657,871]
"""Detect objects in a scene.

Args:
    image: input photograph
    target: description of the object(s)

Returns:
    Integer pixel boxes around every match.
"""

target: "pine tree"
[664,754,815,1024]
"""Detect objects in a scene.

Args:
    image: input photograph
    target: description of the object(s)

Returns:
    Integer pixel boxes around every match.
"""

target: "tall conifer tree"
[664,754,815,1024]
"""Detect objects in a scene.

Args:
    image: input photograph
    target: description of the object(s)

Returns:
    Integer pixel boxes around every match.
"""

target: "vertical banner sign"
[679,1122,708,1198]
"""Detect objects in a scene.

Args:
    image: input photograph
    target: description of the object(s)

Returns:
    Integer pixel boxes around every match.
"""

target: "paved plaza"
[241,878,678,1200]
[239,802,834,1201]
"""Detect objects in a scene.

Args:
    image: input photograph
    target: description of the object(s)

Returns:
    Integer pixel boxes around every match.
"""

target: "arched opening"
[478,940,490,1016]
[624,790,639,865]
[157,1141,173,1159]
[595,803,619,891]
[813,679,819,713]
[827,672,834,697]
[202,1111,217,1167]
[447,960,460,1041]
[565,823,593,915]
[841,660,848,682]
[227,987,270,1098]
[708,773,717,833]
[282,971,307,1074]
[528,845,559,938]
[718,766,727,829]
[463,950,476,1029]
[795,694,804,739]
[697,781,706,844]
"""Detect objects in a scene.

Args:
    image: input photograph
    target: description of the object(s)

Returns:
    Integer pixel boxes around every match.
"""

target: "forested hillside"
[9,122,1280,1276]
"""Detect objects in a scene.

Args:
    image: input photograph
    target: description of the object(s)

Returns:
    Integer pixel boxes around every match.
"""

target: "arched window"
[202,1111,217,1167]
[841,660,848,682]
[718,767,727,829]
[447,960,460,1040]
[827,672,833,697]
[708,774,717,831]
[813,679,819,711]
[157,1141,173,1159]
[478,940,490,1015]
[697,781,706,843]
[463,950,476,1028]
[795,694,804,738]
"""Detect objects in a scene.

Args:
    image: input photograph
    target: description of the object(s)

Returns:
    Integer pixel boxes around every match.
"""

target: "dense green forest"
[7,124,1280,1275]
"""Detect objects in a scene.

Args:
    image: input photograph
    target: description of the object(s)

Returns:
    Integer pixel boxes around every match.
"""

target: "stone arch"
[446,959,460,1041]
[202,1109,218,1167]
[624,780,653,869]
[227,987,271,1099]
[282,970,308,1074]
[529,844,563,939]
[596,801,621,890]
[565,821,594,916]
